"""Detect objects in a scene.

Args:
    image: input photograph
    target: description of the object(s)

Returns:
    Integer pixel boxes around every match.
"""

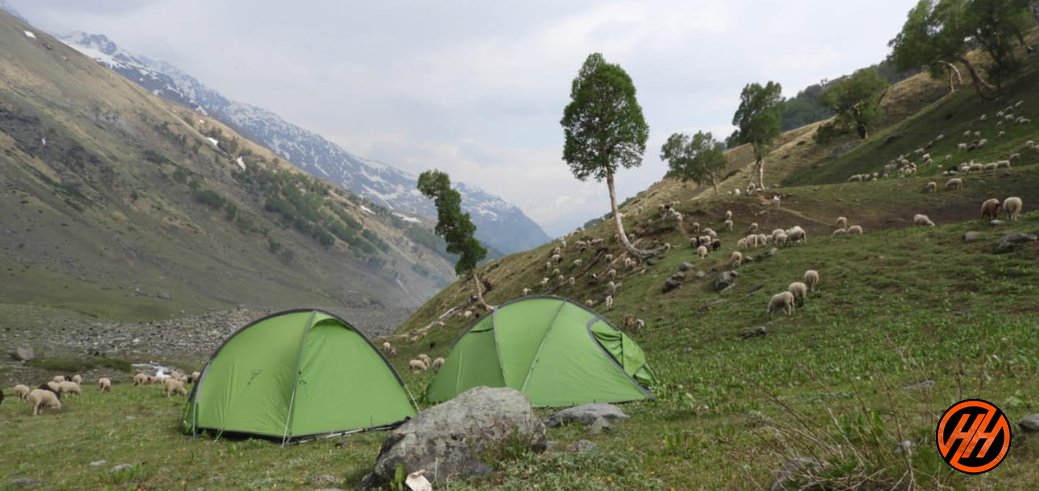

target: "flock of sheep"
[5,369,199,416]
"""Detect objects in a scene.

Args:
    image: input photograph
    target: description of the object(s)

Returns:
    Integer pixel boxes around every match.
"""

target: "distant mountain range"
[56,31,551,254]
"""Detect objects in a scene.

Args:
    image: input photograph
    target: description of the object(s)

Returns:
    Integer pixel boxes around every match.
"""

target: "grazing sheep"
[540,277,550,287]
[605,253,614,262]
[786,226,807,245]
[431,357,445,370]
[57,381,82,396]
[767,291,796,316]
[945,178,963,190]
[697,245,709,258]
[914,214,936,227]
[748,222,759,233]
[551,254,563,263]
[408,359,428,371]
[163,378,187,397]
[607,269,617,280]
[848,174,865,182]
[14,384,31,400]
[847,225,863,234]
[724,219,734,231]
[804,270,819,291]
[835,217,848,229]
[45,381,61,393]
[772,196,781,207]
[832,228,848,236]
[605,295,614,310]
[52,375,66,384]
[1003,197,1023,220]
[98,378,112,392]
[568,276,576,286]
[572,259,583,268]
[72,374,82,384]
[133,373,149,386]
[730,251,743,268]
[585,299,595,307]
[957,143,968,151]
[522,287,531,296]
[188,371,201,384]
[774,232,788,246]
[981,198,1002,220]
[417,354,432,367]
[924,181,937,193]
[788,282,809,307]
[27,389,61,415]
[725,210,733,221]
[689,222,700,234]
[704,228,718,238]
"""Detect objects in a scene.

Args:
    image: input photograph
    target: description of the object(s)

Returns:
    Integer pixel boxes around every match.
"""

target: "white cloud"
[9,0,919,236]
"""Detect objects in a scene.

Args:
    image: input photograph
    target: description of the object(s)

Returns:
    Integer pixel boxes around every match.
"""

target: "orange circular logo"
[936,399,1011,474]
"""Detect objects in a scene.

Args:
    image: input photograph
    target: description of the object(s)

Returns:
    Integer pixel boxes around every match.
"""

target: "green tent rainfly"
[424,296,656,407]
[183,309,416,443]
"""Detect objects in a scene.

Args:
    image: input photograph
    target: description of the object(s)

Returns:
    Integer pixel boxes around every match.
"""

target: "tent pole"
[281,310,318,445]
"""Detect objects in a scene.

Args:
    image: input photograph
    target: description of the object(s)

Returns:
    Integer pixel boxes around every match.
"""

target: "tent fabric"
[183,309,416,442]
[424,296,656,407]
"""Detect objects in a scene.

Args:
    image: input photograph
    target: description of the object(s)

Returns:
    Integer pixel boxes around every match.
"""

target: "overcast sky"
[10,0,916,236]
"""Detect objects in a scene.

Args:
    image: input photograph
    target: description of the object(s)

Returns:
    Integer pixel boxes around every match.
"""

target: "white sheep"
[767,291,796,316]
[804,270,819,291]
[832,228,848,236]
[585,299,595,307]
[914,214,935,227]
[431,357,445,370]
[540,277,550,287]
[724,219,734,231]
[981,198,1002,220]
[772,196,781,207]
[522,287,531,296]
[188,371,201,384]
[163,378,187,397]
[748,222,759,233]
[568,276,576,286]
[27,389,61,415]
[605,253,614,262]
[133,373,149,386]
[725,210,733,221]
[605,295,614,310]
[788,282,809,306]
[786,226,807,245]
[697,245,708,258]
[945,178,963,190]
[72,374,82,384]
[13,384,30,400]
[847,225,863,235]
[572,259,583,268]
[1003,197,1023,221]
[635,319,645,330]
[835,217,848,229]
[924,181,937,193]
[417,353,432,367]
[607,269,617,280]
[719,248,739,268]
[57,381,81,396]
[52,375,66,384]
[98,378,112,392]
[409,359,428,371]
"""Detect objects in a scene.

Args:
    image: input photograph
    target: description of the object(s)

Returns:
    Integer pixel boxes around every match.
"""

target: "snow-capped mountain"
[57,31,551,255]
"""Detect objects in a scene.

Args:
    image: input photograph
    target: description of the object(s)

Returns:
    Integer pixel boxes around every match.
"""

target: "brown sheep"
[981,198,1002,221]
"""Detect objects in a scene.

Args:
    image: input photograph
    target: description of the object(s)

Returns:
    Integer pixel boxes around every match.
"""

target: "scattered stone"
[362,387,545,487]
[311,475,339,486]
[10,346,34,361]
[902,379,935,390]
[714,271,738,292]
[963,231,981,243]
[994,232,1037,254]
[568,440,597,453]
[157,292,172,300]
[1018,414,1039,432]
[670,271,685,281]
[89,460,107,467]
[110,464,134,474]
[989,219,1005,226]
[9,478,38,489]
[740,324,769,339]
[693,270,706,280]
[645,257,659,266]
[546,403,629,429]
[662,278,682,294]
[697,298,726,313]
[678,262,695,272]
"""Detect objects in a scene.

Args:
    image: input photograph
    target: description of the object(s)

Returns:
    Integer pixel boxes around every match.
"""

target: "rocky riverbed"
[0,304,412,386]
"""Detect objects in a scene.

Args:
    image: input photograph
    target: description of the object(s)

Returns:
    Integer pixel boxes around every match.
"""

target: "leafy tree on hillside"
[889,0,994,97]
[660,131,727,195]
[561,53,658,259]
[966,0,1035,90]
[820,67,889,139]
[416,169,492,310]
[731,81,784,191]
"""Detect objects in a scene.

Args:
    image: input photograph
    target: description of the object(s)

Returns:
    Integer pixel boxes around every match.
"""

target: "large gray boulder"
[714,271,738,292]
[10,346,34,362]
[546,403,629,429]
[362,387,545,487]
[1019,414,1039,432]
[994,232,1037,254]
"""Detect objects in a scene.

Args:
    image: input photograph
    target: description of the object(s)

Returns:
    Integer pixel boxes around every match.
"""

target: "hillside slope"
[56,31,552,255]
[386,38,1039,488]
[0,11,456,319]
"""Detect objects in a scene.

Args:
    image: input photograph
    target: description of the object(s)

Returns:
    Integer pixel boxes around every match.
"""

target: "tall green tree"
[888,0,994,98]
[731,81,783,191]
[561,53,655,259]
[660,131,727,195]
[416,169,491,309]
[820,67,889,139]
[966,0,1035,90]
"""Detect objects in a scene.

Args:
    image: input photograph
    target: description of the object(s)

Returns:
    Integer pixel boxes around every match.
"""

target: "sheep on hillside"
[13,384,30,400]
[27,389,61,415]
[835,217,848,229]
[163,378,187,397]
[605,295,614,310]
[409,359,428,372]
[1004,197,1023,220]
[57,381,81,396]
[786,226,807,245]
[767,291,796,316]
[697,245,709,258]
[730,251,743,268]
[724,219,734,231]
[748,222,759,233]
[945,178,963,190]
[832,228,847,236]
[924,181,937,193]
[725,210,733,221]
[431,357,445,370]
[981,198,1002,221]
[98,378,112,392]
[72,375,82,384]
[803,270,820,291]
[847,225,863,235]
[133,373,149,386]
[788,282,809,307]
[522,287,531,296]
[914,214,935,227]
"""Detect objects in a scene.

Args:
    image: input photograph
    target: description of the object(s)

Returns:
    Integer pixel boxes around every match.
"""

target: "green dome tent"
[183,309,416,443]
[424,296,656,407]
